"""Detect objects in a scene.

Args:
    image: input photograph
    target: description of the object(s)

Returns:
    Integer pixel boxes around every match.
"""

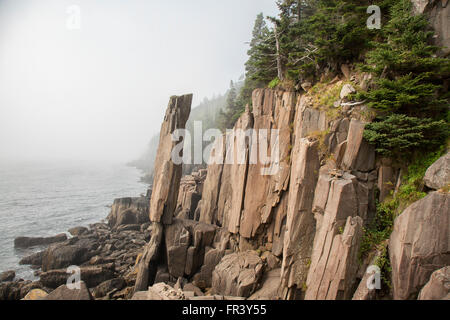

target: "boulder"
[424,151,450,190]
[418,266,450,300]
[340,84,356,100]
[131,283,185,300]
[19,281,43,298]
[183,283,204,296]
[40,264,115,289]
[0,282,21,300]
[107,196,150,228]
[164,219,216,278]
[68,226,89,236]
[22,289,48,300]
[93,278,126,298]
[43,281,93,300]
[14,233,67,248]
[41,241,94,272]
[19,251,44,266]
[193,247,226,289]
[0,270,15,282]
[389,192,450,300]
[249,269,281,300]
[211,251,264,298]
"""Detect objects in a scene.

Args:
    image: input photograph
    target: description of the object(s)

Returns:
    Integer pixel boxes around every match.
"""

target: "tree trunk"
[274,24,284,81]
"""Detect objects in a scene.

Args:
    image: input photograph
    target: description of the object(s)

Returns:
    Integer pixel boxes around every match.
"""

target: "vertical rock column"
[134,94,193,292]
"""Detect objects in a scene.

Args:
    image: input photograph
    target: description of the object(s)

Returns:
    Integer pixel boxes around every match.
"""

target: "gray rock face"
[280,138,320,299]
[389,192,450,300]
[211,251,264,298]
[305,216,364,300]
[412,0,450,56]
[14,233,67,249]
[176,171,206,220]
[418,266,450,300]
[341,119,375,173]
[193,247,226,289]
[424,151,450,190]
[43,281,93,300]
[249,268,281,300]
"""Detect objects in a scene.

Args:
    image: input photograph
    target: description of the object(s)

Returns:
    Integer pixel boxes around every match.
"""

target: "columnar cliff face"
[134,94,193,292]
[193,86,379,299]
[133,86,448,301]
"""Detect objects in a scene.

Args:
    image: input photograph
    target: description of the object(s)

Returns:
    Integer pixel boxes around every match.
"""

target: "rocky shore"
[1,82,449,301]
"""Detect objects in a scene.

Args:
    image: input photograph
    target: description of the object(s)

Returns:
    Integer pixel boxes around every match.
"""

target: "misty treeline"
[132,0,449,181]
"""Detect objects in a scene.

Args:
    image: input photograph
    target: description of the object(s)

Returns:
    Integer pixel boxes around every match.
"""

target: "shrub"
[363,114,449,159]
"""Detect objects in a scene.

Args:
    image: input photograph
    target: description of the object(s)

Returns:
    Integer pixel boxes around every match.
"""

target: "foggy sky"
[0,0,278,164]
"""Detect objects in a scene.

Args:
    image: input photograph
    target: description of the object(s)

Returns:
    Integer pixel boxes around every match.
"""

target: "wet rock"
[389,192,450,300]
[40,264,115,289]
[19,251,45,266]
[14,233,67,249]
[68,227,89,236]
[0,270,15,282]
[42,241,95,272]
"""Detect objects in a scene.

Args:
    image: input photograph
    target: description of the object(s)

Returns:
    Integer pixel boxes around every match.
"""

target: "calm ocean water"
[0,161,147,280]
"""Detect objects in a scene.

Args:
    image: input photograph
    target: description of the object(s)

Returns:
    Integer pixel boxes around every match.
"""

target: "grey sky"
[0,0,278,164]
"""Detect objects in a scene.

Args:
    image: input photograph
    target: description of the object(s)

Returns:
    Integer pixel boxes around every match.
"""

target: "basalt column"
[134,94,193,292]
